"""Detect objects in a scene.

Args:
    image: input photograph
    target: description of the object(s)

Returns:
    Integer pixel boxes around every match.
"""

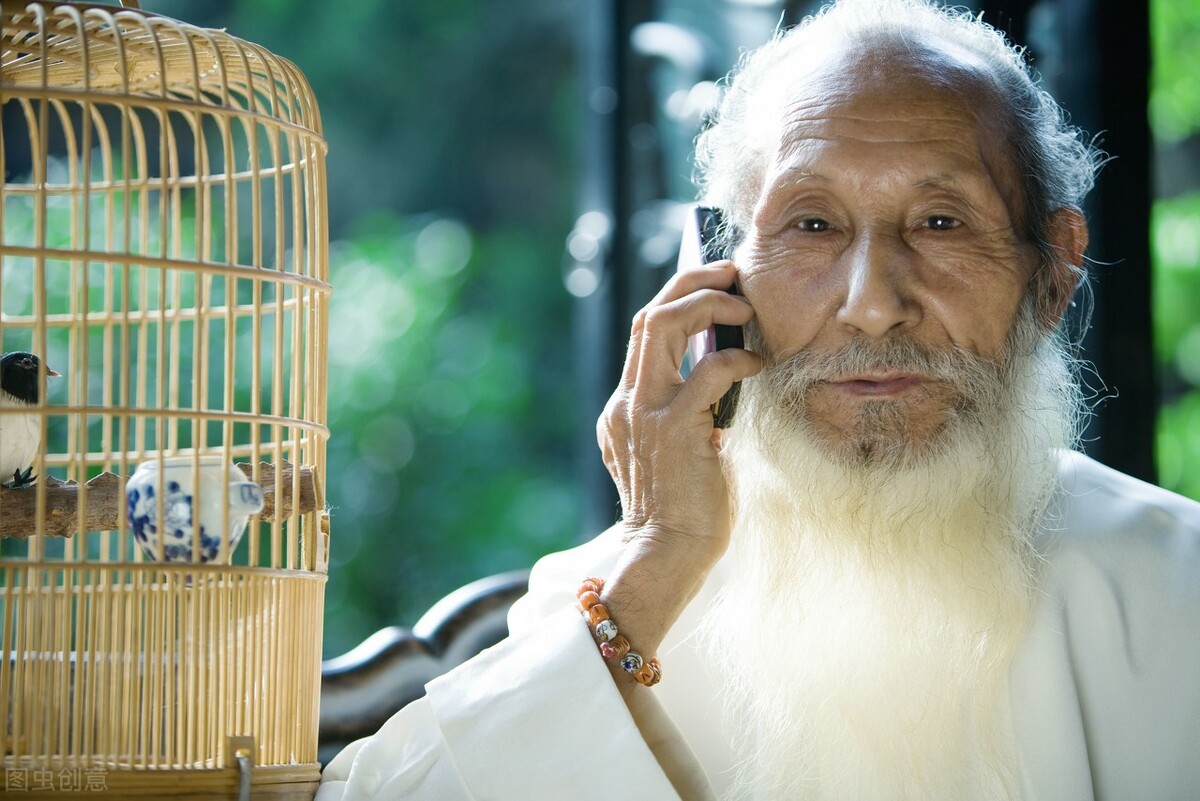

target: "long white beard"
[704,311,1081,800]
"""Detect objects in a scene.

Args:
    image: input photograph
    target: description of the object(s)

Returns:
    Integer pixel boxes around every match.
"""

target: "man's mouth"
[827,372,928,396]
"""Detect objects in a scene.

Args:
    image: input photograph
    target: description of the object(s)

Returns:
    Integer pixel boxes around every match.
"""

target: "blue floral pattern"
[127,479,220,562]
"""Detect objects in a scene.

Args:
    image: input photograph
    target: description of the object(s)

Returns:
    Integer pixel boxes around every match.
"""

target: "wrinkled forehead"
[743,37,1020,207]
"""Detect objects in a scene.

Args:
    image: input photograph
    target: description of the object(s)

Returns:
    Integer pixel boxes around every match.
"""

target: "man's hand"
[593,260,761,683]
[600,260,760,550]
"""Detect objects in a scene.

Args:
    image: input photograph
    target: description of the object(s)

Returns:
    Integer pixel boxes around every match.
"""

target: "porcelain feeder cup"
[126,456,264,563]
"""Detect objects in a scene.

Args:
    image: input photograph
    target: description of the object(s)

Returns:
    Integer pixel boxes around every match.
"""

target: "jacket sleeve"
[317,529,704,800]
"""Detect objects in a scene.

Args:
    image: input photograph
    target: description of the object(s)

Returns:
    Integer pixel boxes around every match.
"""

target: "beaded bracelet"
[577,577,662,687]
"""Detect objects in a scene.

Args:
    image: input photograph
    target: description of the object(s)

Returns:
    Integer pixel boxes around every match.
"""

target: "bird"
[0,352,59,488]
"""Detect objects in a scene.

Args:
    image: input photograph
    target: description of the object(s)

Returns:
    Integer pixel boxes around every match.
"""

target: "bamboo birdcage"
[0,1,331,798]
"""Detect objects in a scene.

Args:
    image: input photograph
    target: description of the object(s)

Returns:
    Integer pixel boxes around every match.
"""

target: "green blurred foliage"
[1152,0,1200,501]
[1151,0,1200,142]
[152,0,580,235]
[1152,193,1200,368]
[1153,192,1200,498]
[322,215,581,655]
[1158,389,1200,500]
[146,0,586,656]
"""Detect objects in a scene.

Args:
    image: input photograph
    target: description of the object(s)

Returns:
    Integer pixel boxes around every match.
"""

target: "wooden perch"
[0,462,321,539]
[237,461,323,522]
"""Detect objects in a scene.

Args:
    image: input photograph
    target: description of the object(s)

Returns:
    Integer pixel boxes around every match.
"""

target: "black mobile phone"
[677,205,743,428]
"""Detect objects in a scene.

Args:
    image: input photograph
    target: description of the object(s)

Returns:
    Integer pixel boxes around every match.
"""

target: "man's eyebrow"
[913,174,977,191]
[767,168,828,190]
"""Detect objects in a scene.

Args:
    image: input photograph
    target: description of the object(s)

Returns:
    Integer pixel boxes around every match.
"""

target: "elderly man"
[319,0,1200,798]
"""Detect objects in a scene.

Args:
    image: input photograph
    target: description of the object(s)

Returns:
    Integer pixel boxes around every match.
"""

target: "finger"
[618,310,647,391]
[622,278,746,394]
[623,262,739,392]
[635,289,756,397]
[649,260,738,308]
[672,347,763,419]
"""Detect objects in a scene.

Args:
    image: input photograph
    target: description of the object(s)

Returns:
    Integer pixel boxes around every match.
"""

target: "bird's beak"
[46,367,61,377]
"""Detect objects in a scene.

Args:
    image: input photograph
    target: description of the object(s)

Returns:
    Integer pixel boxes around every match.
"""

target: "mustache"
[758,335,1007,393]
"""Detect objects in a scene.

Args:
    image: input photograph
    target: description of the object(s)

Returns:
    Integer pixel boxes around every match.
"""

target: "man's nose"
[834,232,921,339]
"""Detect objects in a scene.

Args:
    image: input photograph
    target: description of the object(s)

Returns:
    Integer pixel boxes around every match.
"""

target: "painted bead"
[595,619,618,642]
[621,653,643,673]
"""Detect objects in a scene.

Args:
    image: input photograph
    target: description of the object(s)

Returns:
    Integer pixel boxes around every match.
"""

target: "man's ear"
[1038,206,1089,330]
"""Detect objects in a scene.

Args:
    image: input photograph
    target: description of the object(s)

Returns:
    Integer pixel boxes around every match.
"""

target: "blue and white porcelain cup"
[126,456,264,564]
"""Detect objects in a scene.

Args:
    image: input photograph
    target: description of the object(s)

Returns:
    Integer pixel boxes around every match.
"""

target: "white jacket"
[318,452,1200,800]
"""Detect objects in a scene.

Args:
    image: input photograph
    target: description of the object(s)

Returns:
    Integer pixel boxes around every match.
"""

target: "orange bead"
[588,604,610,625]
[634,658,662,687]
[580,577,604,595]
[577,590,601,610]
[608,635,631,659]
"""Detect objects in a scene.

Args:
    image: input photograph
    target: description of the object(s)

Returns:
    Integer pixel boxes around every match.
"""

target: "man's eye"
[926,215,960,230]
[797,218,831,232]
